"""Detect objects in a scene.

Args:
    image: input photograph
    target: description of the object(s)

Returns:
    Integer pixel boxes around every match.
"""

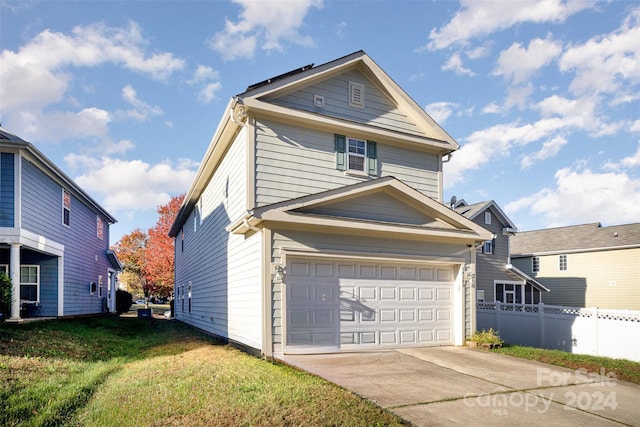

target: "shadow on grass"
[0,315,224,362]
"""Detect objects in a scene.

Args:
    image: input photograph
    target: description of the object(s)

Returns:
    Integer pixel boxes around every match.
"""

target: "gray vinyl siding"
[254,119,439,207]
[0,152,14,227]
[511,248,640,310]
[174,128,263,349]
[20,158,112,316]
[269,229,470,348]
[297,192,437,225]
[20,250,58,317]
[471,208,515,302]
[271,69,426,137]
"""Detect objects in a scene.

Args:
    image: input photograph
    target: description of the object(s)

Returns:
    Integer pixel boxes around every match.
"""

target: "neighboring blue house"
[0,126,121,321]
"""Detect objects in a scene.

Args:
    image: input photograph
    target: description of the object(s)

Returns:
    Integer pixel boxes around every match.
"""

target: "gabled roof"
[228,176,493,243]
[511,222,640,256]
[0,126,117,224]
[454,200,517,231]
[238,50,459,153]
[506,264,550,292]
[171,51,462,237]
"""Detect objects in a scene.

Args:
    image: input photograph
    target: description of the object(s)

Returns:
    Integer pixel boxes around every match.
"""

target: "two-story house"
[0,126,121,321]
[510,222,640,310]
[453,199,548,305]
[169,51,492,358]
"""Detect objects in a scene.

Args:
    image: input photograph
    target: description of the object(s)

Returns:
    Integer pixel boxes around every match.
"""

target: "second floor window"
[62,189,71,226]
[348,138,366,171]
[532,256,540,273]
[559,254,567,271]
[97,216,104,240]
[335,134,377,175]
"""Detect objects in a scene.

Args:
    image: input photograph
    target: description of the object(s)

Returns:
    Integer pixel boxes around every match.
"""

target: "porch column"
[9,243,21,320]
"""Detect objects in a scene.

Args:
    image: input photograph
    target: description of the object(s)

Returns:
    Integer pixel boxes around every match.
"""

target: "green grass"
[494,345,640,385]
[0,316,405,427]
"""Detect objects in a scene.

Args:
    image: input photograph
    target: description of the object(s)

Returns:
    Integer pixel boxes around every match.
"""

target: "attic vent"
[349,81,365,108]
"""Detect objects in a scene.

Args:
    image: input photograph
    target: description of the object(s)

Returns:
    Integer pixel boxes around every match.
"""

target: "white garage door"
[285,258,455,352]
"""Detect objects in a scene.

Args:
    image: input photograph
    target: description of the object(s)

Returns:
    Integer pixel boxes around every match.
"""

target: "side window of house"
[62,189,71,226]
[97,216,104,240]
[98,275,103,297]
[20,265,39,302]
[188,282,192,313]
[484,211,492,225]
[532,257,540,273]
[559,254,568,271]
[482,239,495,254]
[335,134,377,175]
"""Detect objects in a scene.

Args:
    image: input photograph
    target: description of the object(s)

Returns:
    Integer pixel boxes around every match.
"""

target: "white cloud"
[603,143,640,170]
[190,65,220,83]
[0,21,184,144]
[493,36,562,83]
[505,84,534,109]
[14,107,112,143]
[505,165,640,227]
[336,21,347,39]
[119,85,163,122]
[187,65,222,104]
[559,8,640,96]
[199,82,223,104]
[208,0,323,61]
[66,155,198,212]
[520,136,568,169]
[425,101,458,124]
[425,0,597,51]
[630,119,640,133]
[442,53,475,76]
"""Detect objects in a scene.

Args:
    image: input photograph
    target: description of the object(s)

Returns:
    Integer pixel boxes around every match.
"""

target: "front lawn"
[0,317,405,427]
[495,345,640,385]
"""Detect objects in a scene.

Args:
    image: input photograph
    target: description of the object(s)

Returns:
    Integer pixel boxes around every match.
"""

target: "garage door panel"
[400,288,416,300]
[399,309,416,322]
[286,258,455,352]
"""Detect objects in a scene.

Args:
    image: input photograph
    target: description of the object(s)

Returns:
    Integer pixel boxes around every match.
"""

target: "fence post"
[495,301,501,333]
[593,307,599,357]
[538,303,545,348]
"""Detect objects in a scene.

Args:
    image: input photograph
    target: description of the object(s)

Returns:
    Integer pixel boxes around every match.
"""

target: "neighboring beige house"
[510,222,640,310]
[454,199,548,305]
[169,51,492,359]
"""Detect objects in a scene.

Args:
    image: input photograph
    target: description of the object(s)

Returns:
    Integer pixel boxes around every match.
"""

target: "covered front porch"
[0,227,64,321]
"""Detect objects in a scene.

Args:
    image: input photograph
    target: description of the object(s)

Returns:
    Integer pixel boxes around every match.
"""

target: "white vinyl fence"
[477,302,640,362]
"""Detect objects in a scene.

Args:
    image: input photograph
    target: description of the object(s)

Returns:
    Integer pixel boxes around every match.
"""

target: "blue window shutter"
[335,134,346,170]
[366,140,377,175]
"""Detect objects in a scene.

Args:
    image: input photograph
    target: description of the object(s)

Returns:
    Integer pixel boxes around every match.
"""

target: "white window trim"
[98,275,103,298]
[483,241,493,254]
[347,137,366,173]
[532,256,540,273]
[484,211,492,225]
[559,254,568,271]
[20,265,40,303]
[494,280,523,304]
[62,189,71,227]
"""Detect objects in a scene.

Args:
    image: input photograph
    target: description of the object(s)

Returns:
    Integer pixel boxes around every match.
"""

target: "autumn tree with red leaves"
[144,194,184,297]
[112,194,184,298]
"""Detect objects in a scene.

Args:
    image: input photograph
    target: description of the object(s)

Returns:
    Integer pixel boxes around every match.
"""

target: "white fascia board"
[241,98,455,154]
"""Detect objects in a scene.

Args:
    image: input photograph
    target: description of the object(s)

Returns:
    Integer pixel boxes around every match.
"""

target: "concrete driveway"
[282,347,639,426]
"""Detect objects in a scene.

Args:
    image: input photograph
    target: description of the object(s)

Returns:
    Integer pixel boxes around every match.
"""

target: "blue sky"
[1,0,639,244]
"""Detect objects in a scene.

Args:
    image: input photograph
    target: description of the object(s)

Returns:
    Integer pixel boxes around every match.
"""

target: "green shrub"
[0,271,12,321]
[115,289,133,314]
[468,328,504,345]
